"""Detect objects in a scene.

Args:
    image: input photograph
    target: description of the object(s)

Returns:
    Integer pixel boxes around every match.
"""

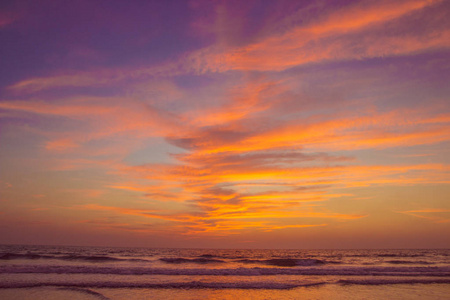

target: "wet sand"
[1,283,449,300]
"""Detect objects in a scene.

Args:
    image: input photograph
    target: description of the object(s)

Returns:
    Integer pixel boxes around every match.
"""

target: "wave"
[60,255,150,263]
[0,253,51,260]
[376,254,425,258]
[386,260,433,265]
[0,280,321,290]
[57,287,110,300]
[1,278,449,290]
[159,257,225,264]
[0,253,149,263]
[338,278,450,285]
[1,265,449,276]
[237,258,332,267]
[198,254,219,258]
[157,257,337,267]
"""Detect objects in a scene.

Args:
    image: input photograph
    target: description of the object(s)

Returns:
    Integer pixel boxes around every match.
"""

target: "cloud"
[2,0,449,240]
[7,73,118,93]
[0,10,17,28]
[183,0,449,73]
[0,181,12,189]
[45,138,79,152]
[183,77,282,127]
[187,108,450,154]
[0,96,185,157]
[77,202,364,236]
[79,204,164,219]
[3,62,448,236]
[111,144,447,235]
[399,209,450,223]
[0,99,116,116]
[7,0,449,95]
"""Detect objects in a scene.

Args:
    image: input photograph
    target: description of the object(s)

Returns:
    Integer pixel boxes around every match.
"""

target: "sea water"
[0,245,449,299]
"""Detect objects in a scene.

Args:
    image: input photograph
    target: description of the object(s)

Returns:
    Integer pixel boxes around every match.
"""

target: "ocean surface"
[0,245,449,299]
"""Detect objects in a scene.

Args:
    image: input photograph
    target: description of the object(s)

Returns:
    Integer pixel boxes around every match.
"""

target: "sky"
[0,0,449,249]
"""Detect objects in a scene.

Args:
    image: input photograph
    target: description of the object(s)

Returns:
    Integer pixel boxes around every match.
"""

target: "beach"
[1,283,450,300]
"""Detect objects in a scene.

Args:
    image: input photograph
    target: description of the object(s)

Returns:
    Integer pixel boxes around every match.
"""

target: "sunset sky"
[0,0,449,248]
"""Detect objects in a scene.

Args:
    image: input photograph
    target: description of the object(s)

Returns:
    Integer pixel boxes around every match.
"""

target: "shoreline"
[1,283,449,300]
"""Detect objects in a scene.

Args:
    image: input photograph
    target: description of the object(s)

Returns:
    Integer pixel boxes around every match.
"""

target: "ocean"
[0,245,449,299]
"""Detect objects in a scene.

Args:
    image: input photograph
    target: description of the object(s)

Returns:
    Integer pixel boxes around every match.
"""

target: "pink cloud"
[45,138,79,152]
[181,0,449,73]
[0,10,17,28]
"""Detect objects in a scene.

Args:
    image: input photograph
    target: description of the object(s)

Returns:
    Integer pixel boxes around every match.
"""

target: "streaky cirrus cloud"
[7,0,449,93]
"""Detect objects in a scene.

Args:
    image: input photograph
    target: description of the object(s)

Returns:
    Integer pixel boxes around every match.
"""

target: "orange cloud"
[307,0,437,35]
[185,78,283,127]
[79,204,185,221]
[76,183,365,235]
[112,144,448,233]
[186,109,450,155]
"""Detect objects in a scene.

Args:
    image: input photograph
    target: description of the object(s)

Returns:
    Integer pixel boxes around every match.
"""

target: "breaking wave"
[0,281,321,290]
[57,287,110,299]
[157,257,337,267]
[0,253,149,263]
[1,279,449,290]
[159,257,225,264]
[1,265,449,276]
[237,258,331,267]
[386,260,433,265]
